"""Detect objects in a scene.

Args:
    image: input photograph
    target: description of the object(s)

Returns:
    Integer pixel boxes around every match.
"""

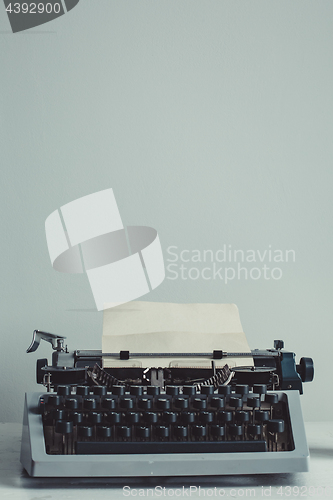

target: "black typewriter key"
[267,419,285,434]
[253,384,267,395]
[102,397,117,410]
[211,424,225,439]
[78,425,93,439]
[47,395,62,408]
[119,397,134,410]
[112,386,125,396]
[107,412,121,425]
[125,412,140,425]
[83,398,97,411]
[143,412,158,424]
[52,409,65,421]
[138,397,152,410]
[174,425,188,439]
[147,386,160,396]
[156,397,171,411]
[136,426,150,440]
[181,411,195,424]
[199,411,214,424]
[211,396,225,409]
[117,426,131,439]
[265,393,279,405]
[65,398,78,411]
[163,412,177,424]
[229,424,243,439]
[93,386,107,397]
[55,420,73,434]
[76,386,89,397]
[130,386,143,396]
[229,396,243,410]
[70,412,83,425]
[166,386,179,396]
[267,419,285,451]
[156,425,169,439]
[97,426,112,439]
[201,385,214,395]
[235,411,250,424]
[218,385,231,396]
[183,386,196,396]
[88,412,102,425]
[247,396,261,409]
[57,385,71,397]
[174,397,189,410]
[218,411,233,423]
[254,410,270,423]
[247,424,262,439]
[193,397,207,410]
[192,425,206,439]
[235,385,249,396]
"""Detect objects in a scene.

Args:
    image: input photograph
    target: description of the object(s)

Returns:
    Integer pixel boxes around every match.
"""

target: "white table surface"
[0,422,332,500]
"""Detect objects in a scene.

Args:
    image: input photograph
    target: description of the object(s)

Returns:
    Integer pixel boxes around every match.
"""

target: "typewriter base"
[20,391,309,477]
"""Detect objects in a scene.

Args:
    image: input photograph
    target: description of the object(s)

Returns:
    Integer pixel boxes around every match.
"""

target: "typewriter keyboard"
[40,384,294,455]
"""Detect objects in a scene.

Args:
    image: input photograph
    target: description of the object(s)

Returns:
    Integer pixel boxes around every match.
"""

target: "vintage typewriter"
[21,330,314,477]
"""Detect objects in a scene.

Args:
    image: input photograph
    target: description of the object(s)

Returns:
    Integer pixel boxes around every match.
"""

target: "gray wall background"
[1,0,332,423]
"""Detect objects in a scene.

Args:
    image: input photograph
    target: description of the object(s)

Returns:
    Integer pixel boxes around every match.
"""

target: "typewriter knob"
[274,340,284,350]
[298,357,314,383]
[55,420,73,434]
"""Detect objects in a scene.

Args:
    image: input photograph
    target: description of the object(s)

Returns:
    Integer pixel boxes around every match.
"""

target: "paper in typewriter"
[102,302,254,369]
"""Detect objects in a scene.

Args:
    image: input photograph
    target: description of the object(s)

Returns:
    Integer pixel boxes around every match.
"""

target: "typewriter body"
[21,330,314,477]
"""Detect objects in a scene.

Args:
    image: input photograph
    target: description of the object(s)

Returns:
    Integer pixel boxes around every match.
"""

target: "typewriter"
[21,330,314,477]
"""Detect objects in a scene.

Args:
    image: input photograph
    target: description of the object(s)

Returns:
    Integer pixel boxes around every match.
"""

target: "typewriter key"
[76,386,89,397]
[136,426,150,440]
[235,411,250,424]
[174,397,189,410]
[112,386,125,396]
[57,385,71,397]
[102,397,117,410]
[247,396,261,409]
[200,385,214,395]
[181,412,195,424]
[107,412,121,425]
[163,412,177,424]
[218,411,232,423]
[65,398,78,411]
[88,412,102,425]
[93,386,107,397]
[125,412,140,425]
[265,393,279,405]
[192,425,206,439]
[253,384,267,395]
[183,386,196,396]
[267,419,285,451]
[147,386,160,396]
[229,396,243,410]
[130,386,143,396]
[254,410,270,423]
[156,397,171,410]
[143,412,158,424]
[235,385,249,396]
[166,386,179,396]
[138,397,152,410]
[174,425,188,439]
[55,420,73,434]
[193,397,207,410]
[117,426,131,439]
[78,425,93,439]
[218,385,231,396]
[210,424,225,439]
[52,409,65,421]
[155,425,169,439]
[247,424,262,439]
[47,395,62,408]
[70,412,83,425]
[83,398,97,411]
[97,426,112,439]
[199,411,214,424]
[211,396,225,409]
[228,424,243,439]
[119,397,134,410]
